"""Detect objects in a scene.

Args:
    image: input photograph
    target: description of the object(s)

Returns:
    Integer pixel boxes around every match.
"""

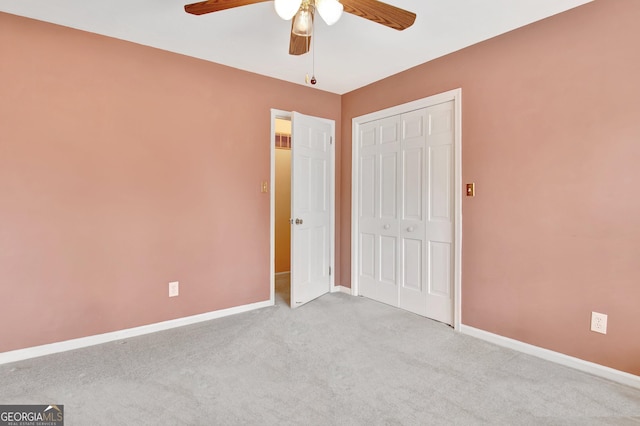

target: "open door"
[290,112,334,308]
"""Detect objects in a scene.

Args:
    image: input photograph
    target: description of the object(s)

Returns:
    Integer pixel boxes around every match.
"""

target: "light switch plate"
[466,183,475,197]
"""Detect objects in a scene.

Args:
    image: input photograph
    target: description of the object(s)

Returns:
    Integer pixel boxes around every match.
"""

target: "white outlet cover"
[169,281,179,297]
[590,311,607,334]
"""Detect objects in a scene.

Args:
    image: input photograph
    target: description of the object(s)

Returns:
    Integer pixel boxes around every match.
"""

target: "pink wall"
[341,0,640,375]
[0,12,340,352]
[2,0,639,377]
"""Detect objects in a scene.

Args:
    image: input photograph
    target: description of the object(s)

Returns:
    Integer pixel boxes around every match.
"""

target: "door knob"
[407,226,414,232]
[295,218,304,225]
[383,224,390,230]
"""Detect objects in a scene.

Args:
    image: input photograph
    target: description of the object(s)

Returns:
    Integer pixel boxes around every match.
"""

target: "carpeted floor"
[1,275,639,425]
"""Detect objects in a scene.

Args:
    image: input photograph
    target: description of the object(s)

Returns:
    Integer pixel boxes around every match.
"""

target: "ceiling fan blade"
[340,0,416,31]
[184,0,271,16]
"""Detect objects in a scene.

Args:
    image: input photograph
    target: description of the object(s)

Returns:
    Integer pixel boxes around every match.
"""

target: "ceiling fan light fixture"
[274,0,303,20]
[316,0,343,26]
[292,5,314,37]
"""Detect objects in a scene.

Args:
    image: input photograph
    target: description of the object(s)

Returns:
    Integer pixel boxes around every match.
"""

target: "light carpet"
[1,280,639,425]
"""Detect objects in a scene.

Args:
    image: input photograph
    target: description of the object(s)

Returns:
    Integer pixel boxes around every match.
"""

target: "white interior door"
[290,111,334,308]
[356,100,455,324]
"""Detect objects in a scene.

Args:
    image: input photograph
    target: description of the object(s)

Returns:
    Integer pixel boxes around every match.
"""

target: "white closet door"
[398,109,429,316]
[424,101,455,324]
[358,116,401,307]
[356,100,455,325]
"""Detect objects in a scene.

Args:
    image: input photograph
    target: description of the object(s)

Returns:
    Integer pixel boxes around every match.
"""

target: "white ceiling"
[0,0,592,94]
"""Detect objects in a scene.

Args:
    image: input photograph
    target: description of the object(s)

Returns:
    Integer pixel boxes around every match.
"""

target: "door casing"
[350,89,463,329]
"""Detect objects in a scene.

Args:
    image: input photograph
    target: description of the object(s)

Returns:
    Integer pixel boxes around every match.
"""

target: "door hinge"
[329,266,332,276]
[330,136,333,145]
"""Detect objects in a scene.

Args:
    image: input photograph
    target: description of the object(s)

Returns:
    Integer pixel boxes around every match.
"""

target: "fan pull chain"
[310,22,316,85]
[305,16,317,86]
[304,34,311,84]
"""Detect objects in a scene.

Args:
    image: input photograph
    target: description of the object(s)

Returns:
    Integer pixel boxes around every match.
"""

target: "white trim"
[0,299,273,365]
[351,88,463,330]
[270,109,292,306]
[324,116,337,292]
[453,90,463,331]
[460,325,640,390]
[332,285,353,295]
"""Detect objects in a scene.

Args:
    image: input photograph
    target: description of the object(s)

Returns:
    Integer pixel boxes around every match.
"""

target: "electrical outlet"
[590,311,607,334]
[169,281,179,297]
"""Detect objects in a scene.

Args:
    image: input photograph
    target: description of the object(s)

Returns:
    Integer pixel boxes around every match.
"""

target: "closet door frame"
[351,88,463,330]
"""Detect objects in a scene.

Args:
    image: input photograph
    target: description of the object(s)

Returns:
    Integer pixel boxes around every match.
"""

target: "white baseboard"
[460,325,640,390]
[0,299,273,365]
[332,285,352,295]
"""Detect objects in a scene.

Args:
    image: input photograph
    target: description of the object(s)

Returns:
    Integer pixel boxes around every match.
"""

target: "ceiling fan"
[184,0,416,56]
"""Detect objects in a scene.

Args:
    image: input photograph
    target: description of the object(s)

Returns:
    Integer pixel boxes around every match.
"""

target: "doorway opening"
[270,109,336,309]
[274,116,292,306]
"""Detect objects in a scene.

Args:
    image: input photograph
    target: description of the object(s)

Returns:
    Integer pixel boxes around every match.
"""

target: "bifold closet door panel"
[358,116,401,306]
